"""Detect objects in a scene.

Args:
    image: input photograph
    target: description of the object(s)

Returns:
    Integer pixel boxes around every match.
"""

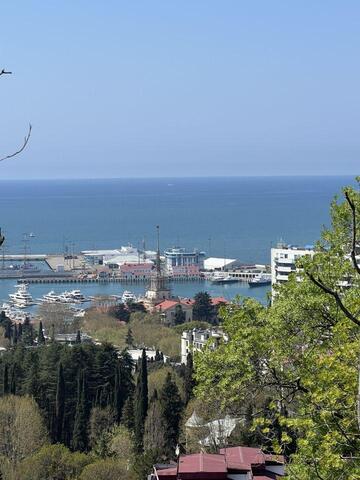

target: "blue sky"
[0,1,359,178]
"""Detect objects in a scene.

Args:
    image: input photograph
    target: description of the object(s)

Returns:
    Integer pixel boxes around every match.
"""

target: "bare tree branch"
[0,124,32,163]
[344,190,360,275]
[0,69,12,76]
[306,272,360,327]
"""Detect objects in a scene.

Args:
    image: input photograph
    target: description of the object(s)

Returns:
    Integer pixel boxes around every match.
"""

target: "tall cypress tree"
[184,353,195,404]
[134,348,148,452]
[72,370,88,452]
[3,364,9,395]
[121,392,135,431]
[38,321,45,345]
[160,372,183,458]
[75,330,81,344]
[10,364,16,394]
[55,363,66,443]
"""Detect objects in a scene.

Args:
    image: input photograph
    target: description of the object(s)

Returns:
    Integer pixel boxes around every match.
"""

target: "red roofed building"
[150,447,285,480]
[155,299,193,325]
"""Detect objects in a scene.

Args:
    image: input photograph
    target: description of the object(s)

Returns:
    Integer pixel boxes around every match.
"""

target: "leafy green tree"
[195,179,360,478]
[193,292,213,322]
[0,395,48,469]
[18,443,90,480]
[79,458,131,480]
[174,304,186,325]
[134,349,148,452]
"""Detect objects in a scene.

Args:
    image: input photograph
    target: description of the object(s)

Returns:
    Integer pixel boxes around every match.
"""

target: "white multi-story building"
[271,243,314,287]
[181,328,227,364]
[164,247,206,273]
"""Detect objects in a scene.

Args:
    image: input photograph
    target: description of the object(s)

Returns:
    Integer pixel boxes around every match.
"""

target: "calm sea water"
[0,176,355,304]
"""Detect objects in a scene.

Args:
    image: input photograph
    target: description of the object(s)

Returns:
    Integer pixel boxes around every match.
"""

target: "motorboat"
[210,273,238,284]
[249,274,271,287]
[39,291,62,303]
[122,290,137,303]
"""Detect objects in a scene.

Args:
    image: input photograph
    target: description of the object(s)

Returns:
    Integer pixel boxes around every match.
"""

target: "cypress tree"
[125,328,134,347]
[121,392,135,431]
[134,348,148,452]
[75,330,81,344]
[13,323,18,345]
[160,372,183,458]
[55,363,66,443]
[38,321,45,345]
[184,353,195,404]
[18,322,23,339]
[10,364,16,394]
[3,364,9,395]
[72,370,88,452]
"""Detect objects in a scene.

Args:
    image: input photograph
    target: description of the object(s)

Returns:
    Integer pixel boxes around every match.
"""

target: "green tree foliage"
[184,353,195,404]
[193,292,214,322]
[143,390,166,453]
[0,343,134,452]
[37,321,45,345]
[160,372,183,458]
[0,395,48,469]
[125,327,134,347]
[195,180,360,478]
[55,363,66,443]
[79,458,131,480]
[72,371,89,452]
[134,349,148,452]
[18,443,90,480]
[174,304,186,325]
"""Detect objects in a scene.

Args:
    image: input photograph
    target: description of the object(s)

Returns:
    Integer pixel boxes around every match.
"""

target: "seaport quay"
[0,245,271,286]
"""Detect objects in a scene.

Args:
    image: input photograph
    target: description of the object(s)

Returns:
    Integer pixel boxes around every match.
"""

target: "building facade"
[164,247,206,273]
[271,243,314,287]
[181,327,227,364]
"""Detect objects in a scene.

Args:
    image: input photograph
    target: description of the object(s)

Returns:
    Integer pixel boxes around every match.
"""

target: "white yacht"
[9,283,35,308]
[65,290,87,303]
[39,291,62,303]
[122,290,137,303]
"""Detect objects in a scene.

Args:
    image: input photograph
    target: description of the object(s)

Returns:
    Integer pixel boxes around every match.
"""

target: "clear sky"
[0,1,359,179]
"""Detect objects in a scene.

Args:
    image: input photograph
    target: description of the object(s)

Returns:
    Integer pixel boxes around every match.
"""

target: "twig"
[0,124,32,163]
[0,69,12,76]
[344,190,360,275]
[306,272,360,327]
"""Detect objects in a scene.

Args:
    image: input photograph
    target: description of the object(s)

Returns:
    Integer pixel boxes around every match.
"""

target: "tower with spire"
[144,225,171,310]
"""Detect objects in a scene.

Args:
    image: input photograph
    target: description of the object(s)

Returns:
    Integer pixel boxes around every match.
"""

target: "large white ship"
[9,283,35,308]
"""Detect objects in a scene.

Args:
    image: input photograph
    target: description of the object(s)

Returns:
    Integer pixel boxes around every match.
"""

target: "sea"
[0,176,355,306]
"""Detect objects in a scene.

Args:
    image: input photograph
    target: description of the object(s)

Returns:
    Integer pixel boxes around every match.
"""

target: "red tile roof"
[155,299,194,311]
[157,453,227,479]
[220,446,284,469]
[154,447,284,480]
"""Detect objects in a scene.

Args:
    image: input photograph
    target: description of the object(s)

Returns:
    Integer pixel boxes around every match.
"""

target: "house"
[150,446,285,480]
[181,328,227,364]
[155,299,194,325]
